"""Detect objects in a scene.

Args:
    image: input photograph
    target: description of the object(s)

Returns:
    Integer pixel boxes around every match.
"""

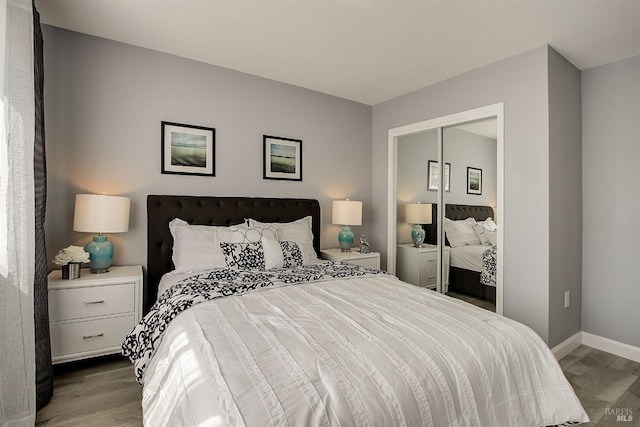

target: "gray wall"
[582,55,640,348]
[372,46,556,342]
[42,26,373,271]
[444,128,497,208]
[547,49,583,346]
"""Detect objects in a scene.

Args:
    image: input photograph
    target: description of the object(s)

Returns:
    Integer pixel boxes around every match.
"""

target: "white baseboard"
[581,332,640,363]
[551,331,640,363]
[551,332,583,360]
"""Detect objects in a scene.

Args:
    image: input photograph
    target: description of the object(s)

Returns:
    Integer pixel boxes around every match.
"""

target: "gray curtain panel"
[33,1,53,410]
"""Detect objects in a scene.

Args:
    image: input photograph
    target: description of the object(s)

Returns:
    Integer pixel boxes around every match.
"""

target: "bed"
[425,204,497,302]
[124,195,587,426]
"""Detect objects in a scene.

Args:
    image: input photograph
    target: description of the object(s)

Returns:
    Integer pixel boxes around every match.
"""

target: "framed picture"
[427,160,450,192]
[467,167,482,195]
[263,135,302,181]
[161,121,215,176]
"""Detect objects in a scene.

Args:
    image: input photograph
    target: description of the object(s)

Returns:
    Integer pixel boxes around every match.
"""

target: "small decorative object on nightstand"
[332,199,362,252]
[321,248,380,269]
[359,234,370,254]
[52,245,90,280]
[396,243,449,289]
[47,265,143,364]
[406,202,432,247]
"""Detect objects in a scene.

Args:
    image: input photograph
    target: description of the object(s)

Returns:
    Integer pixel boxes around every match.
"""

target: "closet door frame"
[387,103,504,315]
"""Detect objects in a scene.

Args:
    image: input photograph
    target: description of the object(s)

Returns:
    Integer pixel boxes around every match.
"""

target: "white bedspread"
[450,244,488,272]
[142,274,587,427]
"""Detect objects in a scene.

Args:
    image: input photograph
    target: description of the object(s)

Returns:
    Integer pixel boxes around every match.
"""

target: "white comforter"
[450,245,488,272]
[142,273,587,427]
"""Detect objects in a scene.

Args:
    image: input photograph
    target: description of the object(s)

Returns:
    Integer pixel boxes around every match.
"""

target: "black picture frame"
[263,135,302,181]
[161,121,215,176]
[427,160,450,192]
[467,167,482,195]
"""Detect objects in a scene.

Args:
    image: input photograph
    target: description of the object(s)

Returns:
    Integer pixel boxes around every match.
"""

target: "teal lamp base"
[85,234,114,273]
[338,226,354,252]
[411,224,425,247]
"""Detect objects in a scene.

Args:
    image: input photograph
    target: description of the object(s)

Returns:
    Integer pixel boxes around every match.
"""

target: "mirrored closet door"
[388,104,504,314]
[442,119,498,312]
[395,129,440,290]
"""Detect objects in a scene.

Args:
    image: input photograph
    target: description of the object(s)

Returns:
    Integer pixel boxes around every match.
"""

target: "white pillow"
[473,222,495,245]
[228,223,278,243]
[262,236,305,269]
[247,216,317,264]
[169,218,234,272]
[474,217,498,246]
[444,217,481,247]
[481,217,498,232]
[486,231,497,246]
[262,236,284,269]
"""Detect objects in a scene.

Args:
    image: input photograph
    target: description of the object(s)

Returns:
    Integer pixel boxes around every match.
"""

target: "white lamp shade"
[73,194,130,233]
[332,200,362,226]
[406,203,432,224]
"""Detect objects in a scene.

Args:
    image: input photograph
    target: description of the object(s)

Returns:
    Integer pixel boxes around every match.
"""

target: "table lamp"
[73,194,130,273]
[332,199,362,252]
[406,202,432,247]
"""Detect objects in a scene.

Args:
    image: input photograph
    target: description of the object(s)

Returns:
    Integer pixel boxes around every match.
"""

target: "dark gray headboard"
[425,204,494,245]
[146,195,321,312]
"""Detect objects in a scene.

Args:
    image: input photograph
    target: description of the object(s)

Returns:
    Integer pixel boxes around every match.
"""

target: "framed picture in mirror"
[427,160,450,192]
[467,167,482,195]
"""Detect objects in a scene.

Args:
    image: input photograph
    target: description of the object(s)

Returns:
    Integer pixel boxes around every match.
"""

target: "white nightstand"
[48,265,143,364]
[396,244,450,289]
[320,249,381,269]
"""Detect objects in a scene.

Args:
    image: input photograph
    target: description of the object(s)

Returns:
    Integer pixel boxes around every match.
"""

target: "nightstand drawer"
[419,267,437,287]
[320,249,381,270]
[50,314,134,358]
[417,251,436,287]
[49,283,135,322]
[349,257,380,269]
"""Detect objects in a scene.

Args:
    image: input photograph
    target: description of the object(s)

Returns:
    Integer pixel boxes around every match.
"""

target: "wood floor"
[35,356,142,427]
[35,346,639,426]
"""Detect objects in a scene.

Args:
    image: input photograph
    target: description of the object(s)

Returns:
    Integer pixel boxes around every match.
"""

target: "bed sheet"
[141,271,587,427]
[450,244,490,272]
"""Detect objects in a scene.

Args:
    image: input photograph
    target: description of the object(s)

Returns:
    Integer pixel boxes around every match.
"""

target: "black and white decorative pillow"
[280,241,303,268]
[229,223,278,243]
[220,241,266,270]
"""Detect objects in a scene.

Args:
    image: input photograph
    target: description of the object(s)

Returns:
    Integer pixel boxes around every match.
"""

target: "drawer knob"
[82,333,105,340]
[83,300,105,305]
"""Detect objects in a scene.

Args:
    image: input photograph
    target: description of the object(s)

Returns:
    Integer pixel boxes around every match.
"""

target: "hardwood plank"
[36,356,142,427]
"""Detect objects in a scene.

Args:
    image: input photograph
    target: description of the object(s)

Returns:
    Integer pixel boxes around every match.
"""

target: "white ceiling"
[37,0,640,106]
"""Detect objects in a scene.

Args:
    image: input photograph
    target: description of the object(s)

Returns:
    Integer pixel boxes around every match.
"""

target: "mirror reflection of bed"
[425,204,497,312]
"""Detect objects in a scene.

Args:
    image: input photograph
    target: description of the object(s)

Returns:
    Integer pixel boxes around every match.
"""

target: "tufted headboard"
[146,195,321,312]
[424,204,494,245]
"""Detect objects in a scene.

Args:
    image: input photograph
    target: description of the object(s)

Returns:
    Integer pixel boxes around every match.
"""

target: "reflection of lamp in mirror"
[332,199,362,252]
[73,194,130,273]
[406,202,432,247]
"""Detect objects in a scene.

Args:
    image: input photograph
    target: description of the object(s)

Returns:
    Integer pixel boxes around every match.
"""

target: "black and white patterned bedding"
[480,246,497,287]
[122,262,384,384]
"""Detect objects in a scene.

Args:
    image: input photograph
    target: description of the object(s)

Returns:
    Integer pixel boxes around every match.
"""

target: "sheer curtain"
[0,0,37,425]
